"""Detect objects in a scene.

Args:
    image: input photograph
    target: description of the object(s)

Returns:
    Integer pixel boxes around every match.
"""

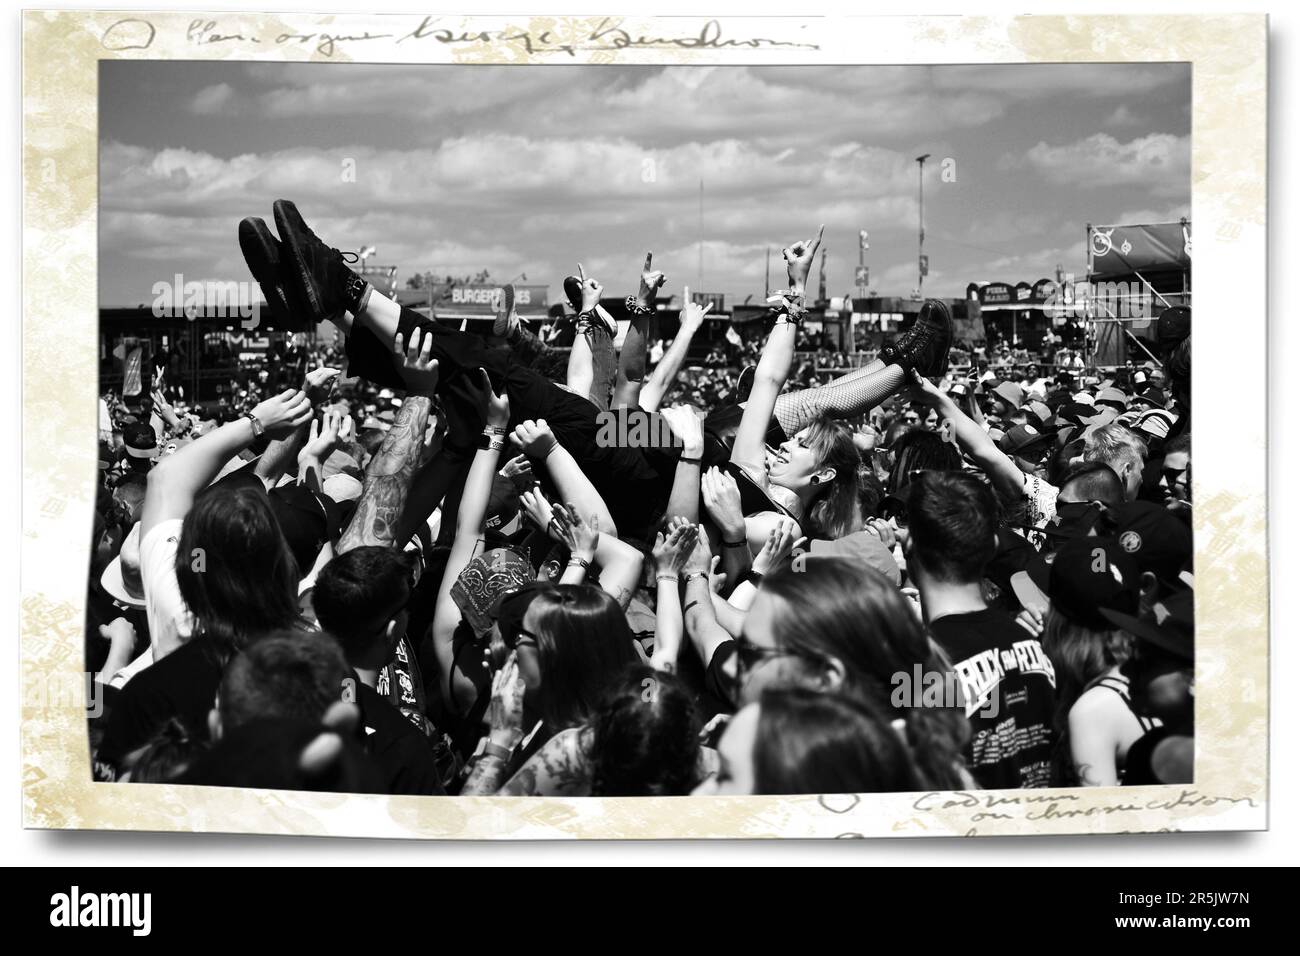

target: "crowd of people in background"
[87,201,1193,796]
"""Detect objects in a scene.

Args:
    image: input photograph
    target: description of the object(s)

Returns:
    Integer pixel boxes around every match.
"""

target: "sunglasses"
[733,634,825,681]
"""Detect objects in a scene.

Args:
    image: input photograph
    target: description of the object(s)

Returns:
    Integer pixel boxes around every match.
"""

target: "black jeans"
[346,308,672,537]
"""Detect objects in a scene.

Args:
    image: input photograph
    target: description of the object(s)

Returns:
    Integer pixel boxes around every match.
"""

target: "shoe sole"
[272,199,326,321]
[238,217,296,330]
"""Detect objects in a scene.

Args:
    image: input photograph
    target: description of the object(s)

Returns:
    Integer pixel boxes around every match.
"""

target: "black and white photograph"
[85,56,1198,799]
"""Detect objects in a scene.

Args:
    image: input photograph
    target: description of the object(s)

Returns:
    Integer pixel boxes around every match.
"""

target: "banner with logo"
[1088,221,1191,278]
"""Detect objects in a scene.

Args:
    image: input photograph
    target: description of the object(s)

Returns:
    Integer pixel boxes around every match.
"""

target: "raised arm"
[730,226,823,480]
[648,520,697,673]
[255,366,339,488]
[140,387,311,541]
[905,368,1024,502]
[659,404,704,523]
[565,263,603,403]
[510,418,617,536]
[640,287,708,412]
[431,368,511,708]
[336,335,438,553]
[681,531,733,670]
[613,252,667,410]
[296,408,349,495]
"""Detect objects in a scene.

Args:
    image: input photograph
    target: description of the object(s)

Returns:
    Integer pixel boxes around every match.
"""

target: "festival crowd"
[86,202,1194,796]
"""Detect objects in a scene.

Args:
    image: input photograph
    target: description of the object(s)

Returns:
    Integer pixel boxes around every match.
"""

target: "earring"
[810,475,820,484]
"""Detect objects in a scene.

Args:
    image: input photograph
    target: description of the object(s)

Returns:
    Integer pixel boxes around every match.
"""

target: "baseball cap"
[322,450,364,483]
[1024,401,1053,429]
[321,473,363,504]
[1108,501,1193,592]
[122,422,159,459]
[1101,589,1193,661]
[1134,409,1176,442]
[1095,387,1129,411]
[484,472,522,535]
[269,485,342,575]
[100,522,146,608]
[1128,387,1167,411]
[1030,537,1141,630]
[807,531,900,586]
[999,423,1054,461]
[991,380,1023,409]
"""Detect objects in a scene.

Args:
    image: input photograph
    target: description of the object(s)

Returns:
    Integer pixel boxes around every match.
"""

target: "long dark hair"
[528,585,638,732]
[801,416,865,539]
[887,429,962,495]
[760,557,969,790]
[1040,609,1134,785]
[753,687,924,794]
[590,665,701,796]
[175,484,304,662]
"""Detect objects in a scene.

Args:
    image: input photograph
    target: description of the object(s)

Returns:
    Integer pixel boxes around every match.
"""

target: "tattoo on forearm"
[338,395,430,552]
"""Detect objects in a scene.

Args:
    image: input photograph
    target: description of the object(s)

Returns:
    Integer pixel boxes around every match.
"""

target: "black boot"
[238,217,301,331]
[879,298,952,378]
[273,200,369,324]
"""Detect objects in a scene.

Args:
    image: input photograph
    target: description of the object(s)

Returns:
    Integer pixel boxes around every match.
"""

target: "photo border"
[20,10,1267,839]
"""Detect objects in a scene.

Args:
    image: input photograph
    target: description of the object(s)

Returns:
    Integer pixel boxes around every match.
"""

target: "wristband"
[722,537,748,549]
[472,738,514,764]
[678,455,702,466]
[567,556,591,571]
[683,571,708,585]
[656,574,680,585]
[244,412,265,440]
[743,569,765,586]
[625,295,653,316]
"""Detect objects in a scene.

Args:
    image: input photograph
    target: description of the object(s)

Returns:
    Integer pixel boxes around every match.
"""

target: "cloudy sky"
[100,61,1189,308]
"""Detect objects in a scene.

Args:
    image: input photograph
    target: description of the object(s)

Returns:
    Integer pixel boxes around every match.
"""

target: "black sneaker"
[880,298,952,378]
[238,217,302,331]
[492,283,518,339]
[272,199,365,324]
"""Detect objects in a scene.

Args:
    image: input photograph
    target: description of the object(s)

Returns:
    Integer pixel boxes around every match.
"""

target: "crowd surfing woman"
[84,197,1193,797]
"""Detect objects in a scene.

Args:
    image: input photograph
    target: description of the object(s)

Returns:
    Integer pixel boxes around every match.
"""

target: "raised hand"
[683,525,714,576]
[701,466,746,542]
[465,366,509,430]
[679,285,713,331]
[303,366,341,405]
[487,652,527,749]
[752,518,805,576]
[576,263,603,312]
[518,487,557,538]
[394,330,440,396]
[554,503,601,561]
[251,388,313,439]
[781,224,825,294]
[509,418,558,459]
[659,404,704,457]
[301,409,344,462]
[638,251,667,305]
[652,521,699,577]
[500,454,536,493]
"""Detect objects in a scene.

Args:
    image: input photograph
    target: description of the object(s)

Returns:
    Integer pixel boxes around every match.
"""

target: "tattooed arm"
[591,534,644,611]
[498,727,593,796]
[336,394,432,553]
[338,335,440,554]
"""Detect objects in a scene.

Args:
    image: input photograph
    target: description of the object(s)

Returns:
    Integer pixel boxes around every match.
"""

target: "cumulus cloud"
[1000,133,1190,197]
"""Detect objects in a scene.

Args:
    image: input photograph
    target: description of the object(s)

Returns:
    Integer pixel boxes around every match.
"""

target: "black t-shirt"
[95,638,225,780]
[354,680,446,795]
[928,608,1057,790]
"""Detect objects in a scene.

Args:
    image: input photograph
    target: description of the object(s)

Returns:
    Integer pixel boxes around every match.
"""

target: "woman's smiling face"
[768,428,821,490]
